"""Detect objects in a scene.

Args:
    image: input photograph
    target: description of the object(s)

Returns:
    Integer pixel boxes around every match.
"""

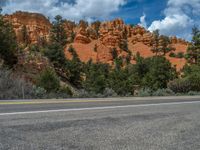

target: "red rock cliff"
[4,11,51,44]
[5,12,189,70]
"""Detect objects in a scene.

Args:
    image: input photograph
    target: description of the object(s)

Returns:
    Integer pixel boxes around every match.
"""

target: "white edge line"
[1,101,200,116]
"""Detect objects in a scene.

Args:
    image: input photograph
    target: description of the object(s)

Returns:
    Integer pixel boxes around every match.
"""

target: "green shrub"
[187,74,200,91]
[76,88,118,98]
[183,65,200,91]
[152,89,175,96]
[187,91,200,96]
[59,86,73,96]
[168,79,191,93]
[175,93,187,96]
[31,86,46,98]
[77,89,91,98]
[119,41,129,52]
[94,44,97,52]
[169,52,176,57]
[0,69,46,99]
[111,48,118,60]
[138,88,152,97]
[76,90,103,98]
[29,44,40,52]
[102,88,118,97]
[45,91,71,99]
[36,68,60,92]
[177,52,184,58]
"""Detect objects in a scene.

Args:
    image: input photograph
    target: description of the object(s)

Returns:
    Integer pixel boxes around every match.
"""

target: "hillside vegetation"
[1,10,200,99]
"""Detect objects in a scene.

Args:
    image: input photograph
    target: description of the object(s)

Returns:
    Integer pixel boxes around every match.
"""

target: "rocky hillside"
[5,11,189,70]
[4,11,51,44]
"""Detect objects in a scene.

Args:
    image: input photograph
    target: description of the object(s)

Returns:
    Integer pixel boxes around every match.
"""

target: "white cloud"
[2,0,126,22]
[148,0,200,40]
[138,13,147,28]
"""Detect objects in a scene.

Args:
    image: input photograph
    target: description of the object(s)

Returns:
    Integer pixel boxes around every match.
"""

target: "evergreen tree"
[50,15,67,47]
[186,26,200,65]
[108,69,130,96]
[21,25,30,46]
[68,45,79,61]
[45,42,66,66]
[159,35,175,56]
[114,56,123,71]
[119,40,129,52]
[111,48,118,60]
[142,56,177,90]
[151,30,160,55]
[133,52,149,80]
[45,15,67,67]
[66,46,83,87]
[151,30,174,56]
[182,64,200,91]
[46,16,85,88]
[36,68,60,92]
[83,61,110,94]
[0,8,18,67]
[91,21,101,36]
[125,50,132,65]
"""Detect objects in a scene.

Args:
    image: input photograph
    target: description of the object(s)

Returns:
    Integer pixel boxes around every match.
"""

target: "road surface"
[0,96,200,150]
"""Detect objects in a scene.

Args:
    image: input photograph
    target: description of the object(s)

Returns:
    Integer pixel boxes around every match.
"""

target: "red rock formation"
[99,18,127,48]
[170,36,188,45]
[74,20,100,44]
[63,20,76,43]
[74,20,91,44]
[4,11,51,44]
[4,12,189,70]
[130,26,153,46]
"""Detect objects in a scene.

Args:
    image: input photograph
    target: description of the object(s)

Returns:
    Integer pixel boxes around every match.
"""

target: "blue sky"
[1,0,200,40]
[112,0,167,26]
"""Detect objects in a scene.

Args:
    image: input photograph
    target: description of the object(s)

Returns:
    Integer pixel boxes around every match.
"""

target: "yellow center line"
[0,96,198,105]
[0,99,127,105]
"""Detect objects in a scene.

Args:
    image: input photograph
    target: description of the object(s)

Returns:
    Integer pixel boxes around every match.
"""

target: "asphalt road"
[0,96,200,150]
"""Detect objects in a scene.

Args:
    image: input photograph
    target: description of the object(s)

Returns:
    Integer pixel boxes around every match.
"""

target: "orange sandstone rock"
[4,11,51,44]
[4,12,189,70]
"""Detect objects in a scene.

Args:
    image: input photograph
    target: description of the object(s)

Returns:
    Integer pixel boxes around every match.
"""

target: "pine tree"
[45,42,66,66]
[0,8,18,67]
[91,21,101,37]
[142,56,177,90]
[46,15,67,66]
[159,35,175,56]
[111,48,118,60]
[186,26,200,65]
[151,30,160,55]
[21,25,30,46]
[66,46,83,87]
[83,61,110,94]
[50,15,67,47]
[151,30,175,56]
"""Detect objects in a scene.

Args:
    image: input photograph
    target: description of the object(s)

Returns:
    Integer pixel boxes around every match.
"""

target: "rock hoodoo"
[4,12,189,70]
[4,11,51,44]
